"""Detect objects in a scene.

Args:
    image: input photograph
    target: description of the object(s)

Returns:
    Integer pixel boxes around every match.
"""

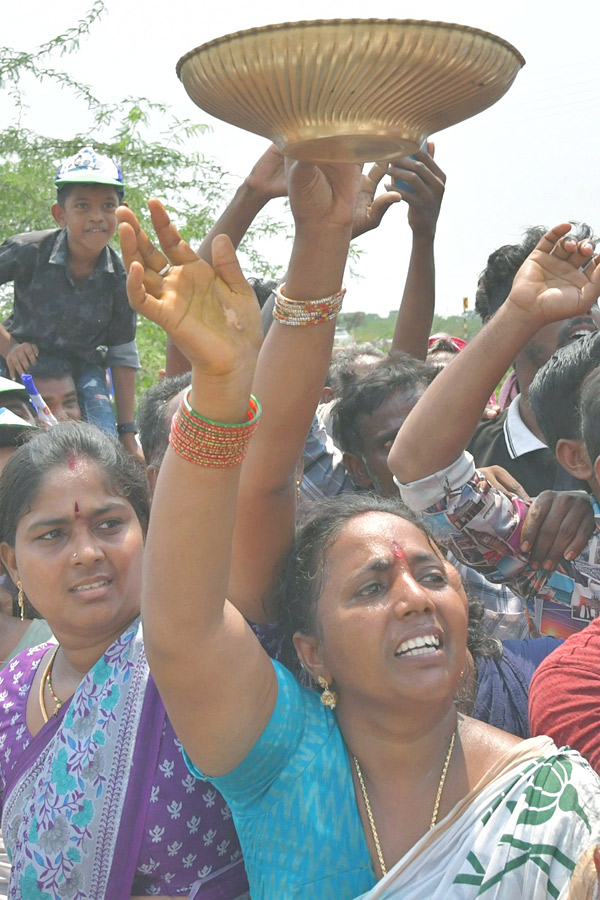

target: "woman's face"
[0,457,143,642]
[301,512,468,710]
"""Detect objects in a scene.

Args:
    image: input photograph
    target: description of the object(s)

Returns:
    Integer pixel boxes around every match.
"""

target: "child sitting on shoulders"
[0,146,140,456]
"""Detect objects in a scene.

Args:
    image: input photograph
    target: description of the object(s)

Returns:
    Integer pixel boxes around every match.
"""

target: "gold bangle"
[272,283,345,326]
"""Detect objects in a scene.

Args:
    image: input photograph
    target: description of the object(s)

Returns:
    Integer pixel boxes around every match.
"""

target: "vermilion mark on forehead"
[391,541,405,560]
[67,452,78,471]
[74,502,81,519]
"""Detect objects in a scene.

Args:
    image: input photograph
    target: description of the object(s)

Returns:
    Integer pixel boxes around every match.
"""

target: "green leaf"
[516,805,555,827]
[0,5,285,403]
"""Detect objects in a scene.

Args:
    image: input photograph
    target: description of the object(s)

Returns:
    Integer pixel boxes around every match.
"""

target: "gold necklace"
[353,728,456,878]
[39,644,63,724]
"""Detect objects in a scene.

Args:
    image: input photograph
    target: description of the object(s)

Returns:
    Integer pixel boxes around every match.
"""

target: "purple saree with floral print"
[0,619,249,899]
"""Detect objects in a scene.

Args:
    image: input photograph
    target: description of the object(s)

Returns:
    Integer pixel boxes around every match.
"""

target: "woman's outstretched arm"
[230,159,360,621]
[120,206,277,776]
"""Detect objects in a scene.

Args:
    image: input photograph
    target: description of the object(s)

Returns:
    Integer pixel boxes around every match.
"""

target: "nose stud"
[73,552,78,559]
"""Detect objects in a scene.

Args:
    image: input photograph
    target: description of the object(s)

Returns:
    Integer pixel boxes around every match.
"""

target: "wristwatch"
[117,422,138,436]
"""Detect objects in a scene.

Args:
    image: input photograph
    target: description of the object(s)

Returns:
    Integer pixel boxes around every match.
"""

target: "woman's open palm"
[118,200,263,376]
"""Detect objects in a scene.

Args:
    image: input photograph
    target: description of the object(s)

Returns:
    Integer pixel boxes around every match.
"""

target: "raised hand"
[350,162,402,238]
[508,226,600,326]
[286,159,361,233]
[386,142,446,238]
[244,144,287,201]
[118,201,262,377]
[283,160,361,300]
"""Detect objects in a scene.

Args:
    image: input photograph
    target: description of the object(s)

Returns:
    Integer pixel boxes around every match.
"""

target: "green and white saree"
[356,737,600,900]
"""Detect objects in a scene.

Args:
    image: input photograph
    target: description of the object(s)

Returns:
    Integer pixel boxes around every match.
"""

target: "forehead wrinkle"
[351,556,394,579]
[337,515,440,561]
[359,394,423,446]
[24,500,127,534]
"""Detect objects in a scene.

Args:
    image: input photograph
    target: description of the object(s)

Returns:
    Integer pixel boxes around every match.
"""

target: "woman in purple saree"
[0,424,250,900]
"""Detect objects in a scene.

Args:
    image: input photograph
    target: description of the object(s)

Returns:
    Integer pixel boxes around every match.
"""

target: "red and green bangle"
[169,389,262,467]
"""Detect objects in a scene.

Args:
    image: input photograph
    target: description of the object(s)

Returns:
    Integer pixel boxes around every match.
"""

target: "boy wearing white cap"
[0,147,140,456]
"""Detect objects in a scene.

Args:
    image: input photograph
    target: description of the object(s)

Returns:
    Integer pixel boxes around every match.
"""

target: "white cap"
[0,375,29,400]
[56,146,124,190]
[0,407,38,434]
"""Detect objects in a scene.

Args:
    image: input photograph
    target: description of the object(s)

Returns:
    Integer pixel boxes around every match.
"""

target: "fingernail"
[543,560,554,571]
[565,551,575,561]
[520,541,530,552]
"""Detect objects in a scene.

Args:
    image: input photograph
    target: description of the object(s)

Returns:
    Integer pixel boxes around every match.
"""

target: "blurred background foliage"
[0,1,285,398]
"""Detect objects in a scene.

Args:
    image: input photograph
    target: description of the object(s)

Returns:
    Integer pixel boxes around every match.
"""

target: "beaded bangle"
[272,282,346,326]
[169,389,262,468]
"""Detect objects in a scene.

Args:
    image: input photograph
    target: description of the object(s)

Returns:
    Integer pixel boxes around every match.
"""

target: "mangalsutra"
[353,728,456,877]
[39,644,64,723]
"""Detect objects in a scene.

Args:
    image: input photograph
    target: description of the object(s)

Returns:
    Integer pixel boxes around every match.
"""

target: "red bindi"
[67,452,78,471]
[391,541,405,560]
[74,502,81,519]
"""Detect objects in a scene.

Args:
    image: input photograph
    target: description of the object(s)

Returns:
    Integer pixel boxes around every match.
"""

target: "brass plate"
[177,19,525,163]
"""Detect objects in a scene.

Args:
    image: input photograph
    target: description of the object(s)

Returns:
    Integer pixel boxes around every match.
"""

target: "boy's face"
[52,185,120,256]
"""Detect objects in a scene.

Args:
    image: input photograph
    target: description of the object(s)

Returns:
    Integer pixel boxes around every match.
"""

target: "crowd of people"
[0,136,600,900]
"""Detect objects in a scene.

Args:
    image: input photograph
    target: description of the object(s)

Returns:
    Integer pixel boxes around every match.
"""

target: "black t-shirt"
[0,228,136,365]
[467,410,586,496]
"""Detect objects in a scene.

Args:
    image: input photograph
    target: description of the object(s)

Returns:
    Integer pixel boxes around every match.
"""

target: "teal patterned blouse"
[184,660,376,899]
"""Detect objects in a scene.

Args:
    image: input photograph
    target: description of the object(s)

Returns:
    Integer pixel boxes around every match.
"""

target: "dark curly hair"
[331,353,437,457]
[530,331,600,453]
[137,374,191,467]
[326,343,385,395]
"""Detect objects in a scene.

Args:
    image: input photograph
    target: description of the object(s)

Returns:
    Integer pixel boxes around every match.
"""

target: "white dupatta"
[355,737,600,900]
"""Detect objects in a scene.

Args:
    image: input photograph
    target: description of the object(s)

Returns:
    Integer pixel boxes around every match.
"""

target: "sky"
[3,1,599,317]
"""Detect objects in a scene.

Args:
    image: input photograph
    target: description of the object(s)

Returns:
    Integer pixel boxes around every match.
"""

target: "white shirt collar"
[503,394,547,459]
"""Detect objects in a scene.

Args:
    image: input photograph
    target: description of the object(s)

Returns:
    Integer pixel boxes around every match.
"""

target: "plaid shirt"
[300,411,357,503]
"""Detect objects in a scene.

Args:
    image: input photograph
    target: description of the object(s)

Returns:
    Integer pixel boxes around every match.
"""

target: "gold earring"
[16,580,25,621]
[317,676,337,710]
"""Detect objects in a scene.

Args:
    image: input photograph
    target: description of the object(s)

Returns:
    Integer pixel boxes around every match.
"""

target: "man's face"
[35,376,81,422]
[522,313,599,370]
[347,384,427,497]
